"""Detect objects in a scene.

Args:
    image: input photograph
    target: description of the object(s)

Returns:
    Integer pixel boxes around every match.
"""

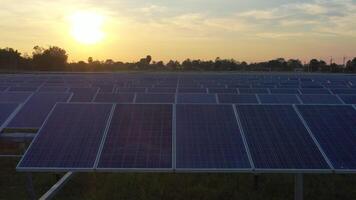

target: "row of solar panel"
[0,91,355,130]
[1,85,356,93]
[17,103,356,172]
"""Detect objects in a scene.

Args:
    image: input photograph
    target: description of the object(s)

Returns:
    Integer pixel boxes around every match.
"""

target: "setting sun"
[69,11,105,45]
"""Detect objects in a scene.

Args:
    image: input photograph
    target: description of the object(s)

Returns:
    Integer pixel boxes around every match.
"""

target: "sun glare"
[69,11,105,45]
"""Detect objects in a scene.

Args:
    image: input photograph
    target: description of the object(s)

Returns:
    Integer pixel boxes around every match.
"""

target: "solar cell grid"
[239,88,269,94]
[69,87,98,102]
[270,89,300,94]
[17,103,113,171]
[0,103,19,130]
[297,105,356,171]
[97,104,172,170]
[218,94,258,104]
[338,95,356,104]
[176,104,251,170]
[94,93,134,103]
[298,95,342,104]
[299,89,331,94]
[0,92,32,103]
[331,89,356,94]
[258,94,300,104]
[177,94,216,104]
[236,105,329,171]
[7,92,71,128]
[135,93,175,103]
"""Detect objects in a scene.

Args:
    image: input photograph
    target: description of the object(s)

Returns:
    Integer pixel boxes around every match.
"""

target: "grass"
[1,157,356,200]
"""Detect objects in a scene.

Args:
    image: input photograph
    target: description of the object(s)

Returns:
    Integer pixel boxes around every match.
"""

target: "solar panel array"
[2,73,353,173]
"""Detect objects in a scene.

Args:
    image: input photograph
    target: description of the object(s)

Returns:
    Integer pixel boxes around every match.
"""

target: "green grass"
[1,158,356,200]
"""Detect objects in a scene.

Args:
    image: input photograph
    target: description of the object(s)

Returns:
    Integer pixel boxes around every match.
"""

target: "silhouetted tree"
[32,46,68,70]
[346,58,356,73]
[0,48,22,69]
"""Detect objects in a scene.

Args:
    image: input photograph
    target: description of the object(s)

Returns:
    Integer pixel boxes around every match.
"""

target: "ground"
[1,157,356,200]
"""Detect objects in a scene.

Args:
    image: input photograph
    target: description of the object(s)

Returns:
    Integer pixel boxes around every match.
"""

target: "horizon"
[1,0,356,64]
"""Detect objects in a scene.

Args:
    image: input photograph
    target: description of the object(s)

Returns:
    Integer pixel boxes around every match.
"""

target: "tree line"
[1,46,356,73]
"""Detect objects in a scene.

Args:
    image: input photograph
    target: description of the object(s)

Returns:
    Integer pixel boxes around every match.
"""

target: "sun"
[69,11,105,45]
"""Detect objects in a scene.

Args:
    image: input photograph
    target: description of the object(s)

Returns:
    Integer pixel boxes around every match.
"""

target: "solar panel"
[176,104,251,170]
[178,88,207,93]
[97,104,172,170]
[135,93,175,103]
[94,93,134,103]
[269,89,300,94]
[17,103,113,171]
[236,105,329,171]
[239,88,269,94]
[208,88,237,94]
[147,88,176,93]
[177,94,216,104]
[117,87,146,93]
[8,86,38,92]
[0,103,20,130]
[38,86,69,92]
[331,89,356,94]
[299,89,331,94]
[0,86,8,91]
[298,95,342,104]
[338,95,356,104]
[297,105,356,171]
[0,92,32,103]
[69,87,98,102]
[258,94,300,104]
[218,94,258,104]
[7,93,71,128]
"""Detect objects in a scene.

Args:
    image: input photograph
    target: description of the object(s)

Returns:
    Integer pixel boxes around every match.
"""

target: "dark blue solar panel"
[176,104,251,170]
[135,93,175,103]
[117,87,146,93]
[7,93,71,128]
[218,94,258,104]
[338,95,356,104]
[147,88,176,93]
[239,88,269,94]
[0,92,32,103]
[0,103,19,128]
[297,105,356,171]
[299,95,342,104]
[17,103,113,170]
[331,89,356,94]
[97,104,172,169]
[96,85,114,93]
[258,95,300,104]
[69,87,98,102]
[178,88,207,93]
[208,88,237,94]
[38,86,69,92]
[236,105,329,170]
[0,86,8,91]
[8,86,38,92]
[177,94,216,104]
[299,89,331,94]
[94,93,134,103]
[270,89,300,94]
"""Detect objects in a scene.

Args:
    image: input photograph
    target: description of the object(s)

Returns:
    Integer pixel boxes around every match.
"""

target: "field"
[1,157,356,200]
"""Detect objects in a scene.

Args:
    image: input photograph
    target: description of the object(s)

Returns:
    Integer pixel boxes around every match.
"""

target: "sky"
[1,0,356,63]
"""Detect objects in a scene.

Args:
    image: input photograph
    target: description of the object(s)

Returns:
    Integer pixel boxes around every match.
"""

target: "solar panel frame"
[135,93,175,103]
[258,94,301,104]
[17,103,114,172]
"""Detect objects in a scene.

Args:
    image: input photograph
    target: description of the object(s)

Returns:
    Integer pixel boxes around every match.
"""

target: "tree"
[32,46,68,70]
[0,48,22,69]
[137,55,152,70]
[346,58,356,73]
